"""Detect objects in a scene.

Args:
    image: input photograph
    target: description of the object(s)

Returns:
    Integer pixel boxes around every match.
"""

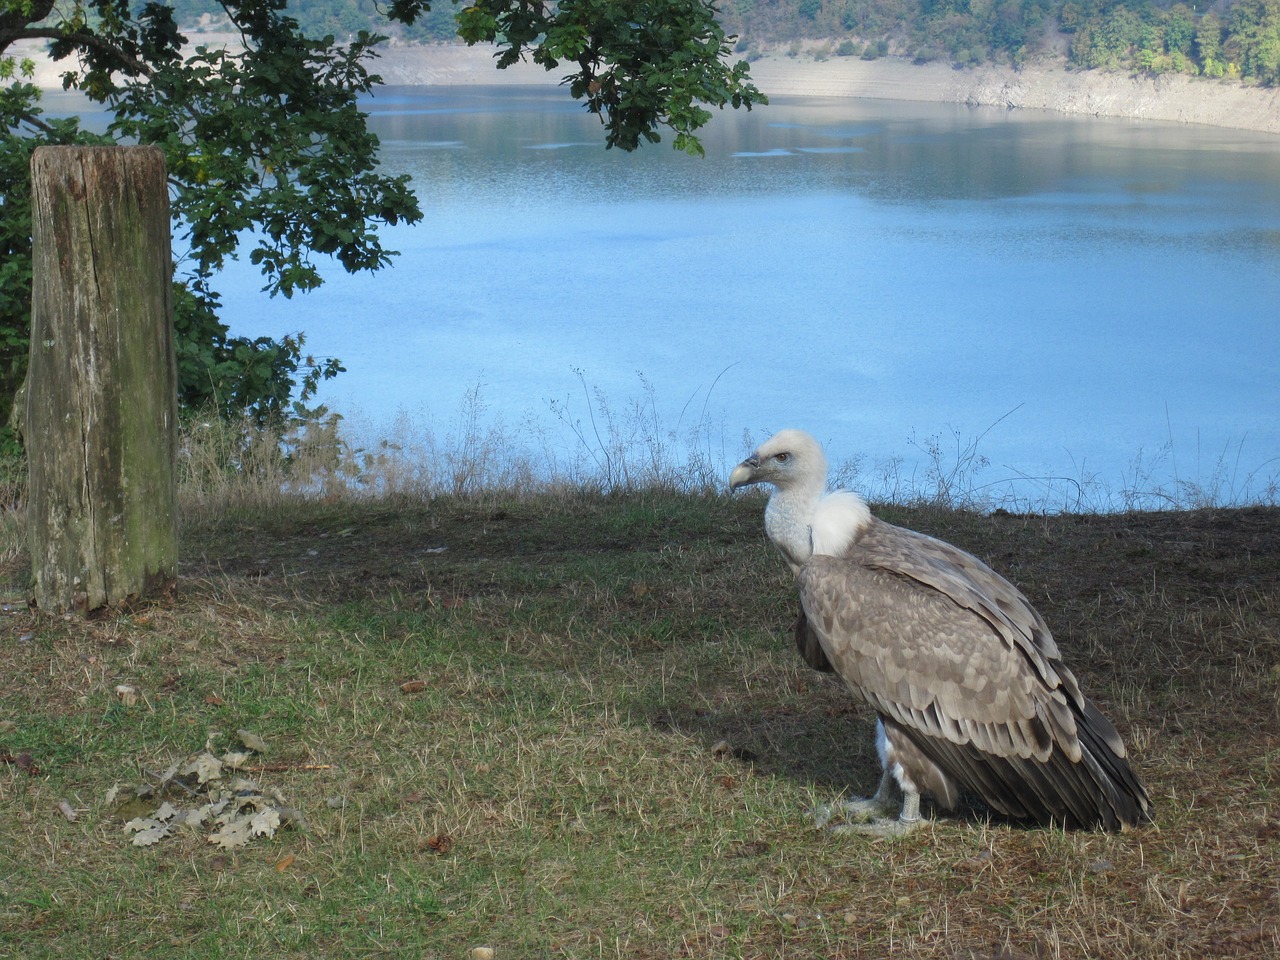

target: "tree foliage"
[453,0,763,154]
[0,0,763,429]
[715,0,1280,80]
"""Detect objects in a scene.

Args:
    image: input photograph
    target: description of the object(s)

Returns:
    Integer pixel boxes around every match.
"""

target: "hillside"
[718,0,1268,83]
[355,40,1280,134]
[161,0,1280,85]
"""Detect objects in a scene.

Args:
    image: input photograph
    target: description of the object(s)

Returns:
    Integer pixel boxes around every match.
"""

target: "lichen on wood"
[27,146,177,614]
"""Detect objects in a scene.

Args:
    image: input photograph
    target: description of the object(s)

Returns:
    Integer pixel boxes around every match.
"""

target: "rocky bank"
[13,38,1280,135]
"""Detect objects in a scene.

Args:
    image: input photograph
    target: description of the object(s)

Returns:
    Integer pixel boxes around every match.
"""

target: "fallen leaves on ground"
[112,730,305,850]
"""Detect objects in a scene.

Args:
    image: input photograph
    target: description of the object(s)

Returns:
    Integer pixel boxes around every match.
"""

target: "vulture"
[730,429,1152,835]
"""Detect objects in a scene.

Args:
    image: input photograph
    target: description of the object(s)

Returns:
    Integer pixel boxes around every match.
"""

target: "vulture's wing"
[796,517,1151,828]
[857,518,1082,704]
[797,546,1073,762]
[793,610,835,672]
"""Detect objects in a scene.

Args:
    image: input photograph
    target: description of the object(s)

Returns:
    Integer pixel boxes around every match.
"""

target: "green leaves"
[450,0,766,154]
[3,3,420,423]
[2,0,763,426]
[103,14,424,302]
[171,281,344,422]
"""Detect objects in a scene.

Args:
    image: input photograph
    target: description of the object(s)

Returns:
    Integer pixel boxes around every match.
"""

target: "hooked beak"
[728,455,760,492]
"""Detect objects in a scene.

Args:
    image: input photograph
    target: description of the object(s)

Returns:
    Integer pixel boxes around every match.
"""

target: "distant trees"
[1229,0,1280,83]
[717,0,1280,81]
[1196,13,1227,76]
[135,0,1280,85]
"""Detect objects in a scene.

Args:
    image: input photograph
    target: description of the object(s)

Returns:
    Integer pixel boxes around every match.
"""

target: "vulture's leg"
[812,769,897,828]
[842,787,922,836]
[817,777,922,837]
[812,721,924,836]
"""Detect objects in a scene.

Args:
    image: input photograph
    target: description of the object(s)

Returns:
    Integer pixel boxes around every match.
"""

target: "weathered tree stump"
[27,146,177,614]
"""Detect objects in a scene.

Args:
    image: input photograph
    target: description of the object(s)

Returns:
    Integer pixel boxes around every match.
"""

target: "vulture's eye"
[774,452,790,463]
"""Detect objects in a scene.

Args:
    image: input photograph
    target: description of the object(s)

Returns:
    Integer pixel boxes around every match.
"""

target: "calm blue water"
[205,87,1280,506]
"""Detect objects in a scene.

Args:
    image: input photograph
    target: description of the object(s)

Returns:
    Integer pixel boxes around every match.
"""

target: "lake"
[208,86,1280,508]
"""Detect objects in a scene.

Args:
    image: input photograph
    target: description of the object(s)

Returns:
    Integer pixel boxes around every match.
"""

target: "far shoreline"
[12,37,1280,136]
[366,41,1280,137]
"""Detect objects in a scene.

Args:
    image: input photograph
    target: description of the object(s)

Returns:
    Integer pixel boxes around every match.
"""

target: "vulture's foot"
[813,779,922,837]
[827,814,922,838]
[811,794,896,829]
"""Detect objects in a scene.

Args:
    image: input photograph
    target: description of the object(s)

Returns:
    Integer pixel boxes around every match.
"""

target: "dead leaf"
[221,750,252,769]
[399,679,427,693]
[250,808,281,838]
[153,801,179,822]
[117,741,299,850]
[114,684,138,707]
[209,817,252,850]
[171,807,208,830]
[274,853,296,873]
[131,825,169,846]
[181,752,223,784]
[2,750,40,775]
[237,729,268,753]
[426,834,453,854]
[125,818,170,847]
[57,800,79,822]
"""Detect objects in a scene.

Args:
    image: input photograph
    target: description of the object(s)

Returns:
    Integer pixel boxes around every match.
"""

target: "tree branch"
[0,0,57,56]
[4,27,155,78]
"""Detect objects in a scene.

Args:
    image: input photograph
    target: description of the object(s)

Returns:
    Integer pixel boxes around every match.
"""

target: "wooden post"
[26,146,177,614]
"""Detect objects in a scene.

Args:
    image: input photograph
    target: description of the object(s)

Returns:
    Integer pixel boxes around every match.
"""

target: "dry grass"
[1,455,1278,958]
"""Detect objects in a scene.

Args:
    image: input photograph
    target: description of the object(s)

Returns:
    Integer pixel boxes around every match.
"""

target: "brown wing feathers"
[793,611,835,672]
[796,518,1152,830]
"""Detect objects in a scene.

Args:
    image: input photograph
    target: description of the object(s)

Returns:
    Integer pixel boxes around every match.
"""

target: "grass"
[1,421,1278,959]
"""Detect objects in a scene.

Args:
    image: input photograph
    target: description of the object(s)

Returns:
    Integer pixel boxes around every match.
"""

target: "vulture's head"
[729,429,828,495]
